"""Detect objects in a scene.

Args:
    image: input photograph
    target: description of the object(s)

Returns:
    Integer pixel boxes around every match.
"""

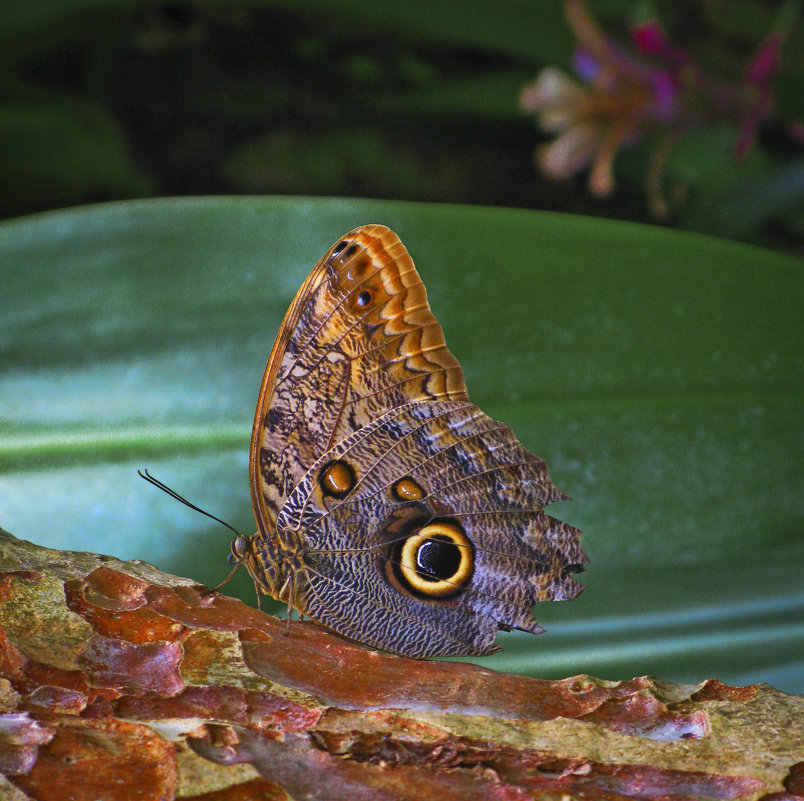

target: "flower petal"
[537,122,599,179]
[521,67,586,133]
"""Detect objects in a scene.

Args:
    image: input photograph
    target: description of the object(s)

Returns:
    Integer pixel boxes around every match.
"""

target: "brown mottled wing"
[276,400,586,658]
[250,225,467,538]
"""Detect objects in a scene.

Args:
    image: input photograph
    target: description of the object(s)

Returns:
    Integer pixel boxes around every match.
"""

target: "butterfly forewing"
[244,225,587,657]
[250,225,467,532]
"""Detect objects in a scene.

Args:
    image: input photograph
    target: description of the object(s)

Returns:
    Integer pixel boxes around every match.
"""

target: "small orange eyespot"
[355,289,372,308]
[320,460,356,498]
[391,477,425,501]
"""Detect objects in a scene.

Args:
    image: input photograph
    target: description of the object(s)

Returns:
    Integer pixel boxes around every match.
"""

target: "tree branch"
[0,528,801,800]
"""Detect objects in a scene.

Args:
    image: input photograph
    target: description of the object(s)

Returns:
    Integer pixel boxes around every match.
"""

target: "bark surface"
[0,529,801,800]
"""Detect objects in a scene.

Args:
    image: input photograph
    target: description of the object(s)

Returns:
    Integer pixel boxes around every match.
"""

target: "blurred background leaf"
[0,0,801,247]
[1,197,802,692]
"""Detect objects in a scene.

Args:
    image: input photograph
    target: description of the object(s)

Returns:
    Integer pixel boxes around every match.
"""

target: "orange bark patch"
[114,685,321,735]
[10,716,177,801]
[80,566,149,611]
[691,679,758,703]
[0,626,28,683]
[239,625,708,741]
[65,580,186,644]
[146,584,283,634]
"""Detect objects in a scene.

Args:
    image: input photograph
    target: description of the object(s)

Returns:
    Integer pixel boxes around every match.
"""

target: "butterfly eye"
[319,460,356,499]
[392,520,474,599]
[229,534,250,564]
[391,477,425,501]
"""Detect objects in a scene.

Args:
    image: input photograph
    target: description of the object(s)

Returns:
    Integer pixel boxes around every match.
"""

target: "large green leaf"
[1,197,801,692]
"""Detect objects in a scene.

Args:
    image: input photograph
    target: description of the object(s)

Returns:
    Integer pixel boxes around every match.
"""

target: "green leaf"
[1,197,801,692]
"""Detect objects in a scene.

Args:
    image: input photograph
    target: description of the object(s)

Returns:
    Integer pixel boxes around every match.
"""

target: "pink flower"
[521,0,796,215]
[521,0,680,199]
[521,68,636,197]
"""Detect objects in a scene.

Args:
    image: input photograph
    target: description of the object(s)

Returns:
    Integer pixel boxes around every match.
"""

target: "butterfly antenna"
[138,468,249,594]
[137,469,240,537]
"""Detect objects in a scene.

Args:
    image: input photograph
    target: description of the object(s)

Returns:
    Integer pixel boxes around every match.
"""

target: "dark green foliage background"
[1,0,803,246]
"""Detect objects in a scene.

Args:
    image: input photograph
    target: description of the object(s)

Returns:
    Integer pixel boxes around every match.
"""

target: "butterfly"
[229,225,586,658]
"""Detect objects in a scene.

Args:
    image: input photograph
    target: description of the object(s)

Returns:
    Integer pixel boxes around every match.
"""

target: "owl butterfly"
[230,225,586,658]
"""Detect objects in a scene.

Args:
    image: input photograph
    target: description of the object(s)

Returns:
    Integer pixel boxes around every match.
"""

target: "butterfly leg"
[283,571,294,634]
[212,560,242,592]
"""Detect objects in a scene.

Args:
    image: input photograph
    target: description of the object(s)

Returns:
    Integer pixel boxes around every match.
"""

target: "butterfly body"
[237,225,586,658]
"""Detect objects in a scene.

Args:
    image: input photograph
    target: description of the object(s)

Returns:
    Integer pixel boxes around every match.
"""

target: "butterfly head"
[228,533,252,566]
[230,525,307,606]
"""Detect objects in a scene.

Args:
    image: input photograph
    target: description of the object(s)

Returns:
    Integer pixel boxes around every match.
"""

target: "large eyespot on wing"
[250,225,467,536]
[386,517,479,607]
[278,399,587,658]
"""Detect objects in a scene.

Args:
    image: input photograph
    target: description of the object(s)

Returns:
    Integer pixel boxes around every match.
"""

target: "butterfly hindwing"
[274,400,585,658]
